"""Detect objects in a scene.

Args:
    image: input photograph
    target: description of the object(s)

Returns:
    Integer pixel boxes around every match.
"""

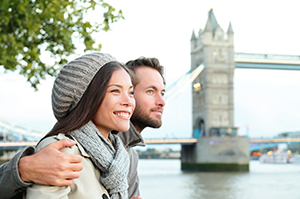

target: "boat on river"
[259,153,292,163]
[289,154,300,163]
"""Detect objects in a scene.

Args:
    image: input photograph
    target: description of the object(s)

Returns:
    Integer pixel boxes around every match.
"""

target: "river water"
[138,159,300,199]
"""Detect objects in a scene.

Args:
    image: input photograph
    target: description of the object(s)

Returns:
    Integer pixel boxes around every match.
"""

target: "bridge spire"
[227,21,234,44]
[204,16,213,32]
[205,8,221,33]
[227,21,234,34]
[190,30,196,41]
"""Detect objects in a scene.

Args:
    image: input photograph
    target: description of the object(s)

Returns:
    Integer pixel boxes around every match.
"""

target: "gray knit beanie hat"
[52,52,117,121]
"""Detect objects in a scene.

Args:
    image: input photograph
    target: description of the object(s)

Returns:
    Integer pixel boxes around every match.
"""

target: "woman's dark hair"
[42,61,133,140]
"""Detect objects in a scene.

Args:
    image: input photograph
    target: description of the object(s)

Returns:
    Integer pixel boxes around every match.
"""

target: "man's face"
[131,66,166,132]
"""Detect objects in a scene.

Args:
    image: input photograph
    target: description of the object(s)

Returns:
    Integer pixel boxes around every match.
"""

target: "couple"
[0,52,166,199]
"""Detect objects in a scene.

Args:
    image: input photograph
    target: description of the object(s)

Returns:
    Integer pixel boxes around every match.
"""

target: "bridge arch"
[193,118,206,138]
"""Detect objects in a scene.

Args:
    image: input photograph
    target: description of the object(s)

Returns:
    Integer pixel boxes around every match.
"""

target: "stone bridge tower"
[190,9,236,137]
[181,9,250,172]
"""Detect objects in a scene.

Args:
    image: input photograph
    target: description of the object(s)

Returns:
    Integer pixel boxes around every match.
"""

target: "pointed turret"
[207,8,220,32]
[227,22,234,34]
[227,22,234,44]
[203,8,223,42]
[204,17,212,32]
[191,30,197,51]
[191,30,197,41]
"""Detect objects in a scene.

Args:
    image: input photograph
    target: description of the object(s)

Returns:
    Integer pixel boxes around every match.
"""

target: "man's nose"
[156,94,166,107]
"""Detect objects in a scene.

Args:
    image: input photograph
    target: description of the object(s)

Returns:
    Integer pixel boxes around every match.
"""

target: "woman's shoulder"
[36,135,58,151]
[36,134,80,155]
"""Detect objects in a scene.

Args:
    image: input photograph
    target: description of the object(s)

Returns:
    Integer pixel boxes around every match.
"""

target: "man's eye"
[147,90,153,94]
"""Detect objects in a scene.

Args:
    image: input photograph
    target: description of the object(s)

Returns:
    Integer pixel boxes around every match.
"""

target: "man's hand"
[130,196,142,199]
[18,139,83,186]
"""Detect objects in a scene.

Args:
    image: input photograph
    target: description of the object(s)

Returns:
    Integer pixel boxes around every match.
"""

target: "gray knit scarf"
[70,121,129,199]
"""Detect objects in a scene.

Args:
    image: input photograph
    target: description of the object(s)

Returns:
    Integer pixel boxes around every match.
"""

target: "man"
[118,57,166,198]
[0,57,166,199]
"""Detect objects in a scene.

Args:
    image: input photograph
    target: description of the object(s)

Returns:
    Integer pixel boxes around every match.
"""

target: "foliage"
[0,0,123,89]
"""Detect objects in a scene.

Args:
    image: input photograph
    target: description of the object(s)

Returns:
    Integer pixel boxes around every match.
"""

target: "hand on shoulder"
[18,139,83,186]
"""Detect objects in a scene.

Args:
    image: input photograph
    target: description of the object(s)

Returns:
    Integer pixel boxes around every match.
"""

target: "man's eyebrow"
[147,85,165,92]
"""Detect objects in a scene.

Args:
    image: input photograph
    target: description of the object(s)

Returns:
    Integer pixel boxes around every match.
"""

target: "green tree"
[0,0,123,89]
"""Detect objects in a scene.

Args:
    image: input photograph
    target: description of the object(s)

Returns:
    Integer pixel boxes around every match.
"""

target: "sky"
[1,0,300,147]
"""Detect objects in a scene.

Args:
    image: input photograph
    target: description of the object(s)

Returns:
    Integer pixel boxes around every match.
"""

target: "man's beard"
[131,104,162,132]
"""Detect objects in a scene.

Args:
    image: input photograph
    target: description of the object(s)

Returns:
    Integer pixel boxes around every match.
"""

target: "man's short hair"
[126,57,166,85]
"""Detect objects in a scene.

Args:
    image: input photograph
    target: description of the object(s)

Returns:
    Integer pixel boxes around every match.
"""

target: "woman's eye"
[111,89,120,93]
[129,91,134,96]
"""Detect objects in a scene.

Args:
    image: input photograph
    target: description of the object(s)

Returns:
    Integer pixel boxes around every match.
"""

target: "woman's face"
[92,68,135,136]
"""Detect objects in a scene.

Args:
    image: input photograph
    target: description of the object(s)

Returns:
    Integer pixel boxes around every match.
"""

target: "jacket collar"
[117,122,146,150]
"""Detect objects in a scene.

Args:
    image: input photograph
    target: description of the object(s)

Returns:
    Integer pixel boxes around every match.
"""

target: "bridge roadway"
[1,138,300,149]
[234,52,300,70]
[145,138,300,144]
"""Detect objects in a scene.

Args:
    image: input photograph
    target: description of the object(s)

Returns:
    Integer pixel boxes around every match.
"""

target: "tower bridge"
[184,8,300,171]
[1,9,299,171]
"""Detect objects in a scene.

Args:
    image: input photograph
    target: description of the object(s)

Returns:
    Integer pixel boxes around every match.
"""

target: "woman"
[26,52,135,199]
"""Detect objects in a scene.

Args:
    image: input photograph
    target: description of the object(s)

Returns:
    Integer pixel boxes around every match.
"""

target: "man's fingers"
[49,139,77,150]
[55,179,74,187]
[66,171,81,180]
[66,161,83,172]
[61,152,83,164]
